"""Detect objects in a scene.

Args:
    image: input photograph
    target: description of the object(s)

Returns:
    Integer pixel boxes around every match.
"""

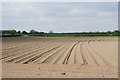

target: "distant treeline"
[1,29,120,37]
[28,33,119,37]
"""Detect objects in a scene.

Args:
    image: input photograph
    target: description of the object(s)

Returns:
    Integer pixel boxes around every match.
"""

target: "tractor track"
[2,37,118,66]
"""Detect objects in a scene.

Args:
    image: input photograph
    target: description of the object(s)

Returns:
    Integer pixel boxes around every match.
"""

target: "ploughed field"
[2,37,118,78]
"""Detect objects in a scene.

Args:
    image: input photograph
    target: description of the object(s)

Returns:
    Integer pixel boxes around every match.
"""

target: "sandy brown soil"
[1,37,118,78]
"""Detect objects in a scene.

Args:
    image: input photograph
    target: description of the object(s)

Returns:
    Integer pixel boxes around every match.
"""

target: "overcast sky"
[2,2,118,33]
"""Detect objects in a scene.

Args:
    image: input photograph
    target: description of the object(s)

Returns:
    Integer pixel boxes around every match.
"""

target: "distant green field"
[1,34,22,37]
[1,33,120,37]
[27,33,120,37]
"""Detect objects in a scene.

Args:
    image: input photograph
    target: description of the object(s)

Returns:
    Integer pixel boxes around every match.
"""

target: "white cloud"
[68,7,117,17]
[2,2,118,32]
[69,8,81,15]
[2,0,119,2]
[97,11,117,17]
[3,3,45,17]
[39,17,57,22]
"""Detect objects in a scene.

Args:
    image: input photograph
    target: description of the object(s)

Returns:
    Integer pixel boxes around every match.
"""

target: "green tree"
[22,31,28,34]
[107,31,111,34]
[30,29,36,34]
[113,30,119,33]
[49,30,54,34]
[10,30,17,35]
[18,30,21,34]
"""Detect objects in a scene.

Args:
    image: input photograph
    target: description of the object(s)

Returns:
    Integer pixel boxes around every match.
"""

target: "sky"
[2,2,118,33]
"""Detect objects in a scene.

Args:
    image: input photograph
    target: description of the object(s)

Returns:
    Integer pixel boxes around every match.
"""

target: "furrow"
[62,41,80,64]
[22,44,62,64]
[89,41,109,66]
[67,41,80,64]
[84,41,98,66]
[1,43,48,60]
[53,43,75,64]
[5,43,55,63]
[90,40,118,66]
[36,44,68,64]
[18,43,62,64]
[74,42,84,64]
[79,41,89,65]
[41,44,69,64]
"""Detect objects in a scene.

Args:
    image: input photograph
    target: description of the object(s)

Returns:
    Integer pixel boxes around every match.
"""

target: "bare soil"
[1,37,118,78]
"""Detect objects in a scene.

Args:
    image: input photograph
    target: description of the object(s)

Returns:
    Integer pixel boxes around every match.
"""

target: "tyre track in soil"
[1,46,46,60]
[2,42,42,54]
[2,43,28,50]
[79,41,90,65]
[2,44,45,59]
[22,44,64,64]
[1,42,51,60]
[88,40,113,66]
[15,43,63,64]
[2,43,45,59]
[67,41,81,65]
[88,40,108,66]
[91,40,115,62]
[2,44,40,55]
[14,43,61,64]
[82,41,97,66]
[90,40,117,66]
[4,43,56,63]
[23,44,62,63]
[85,40,103,66]
[53,42,76,64]
[87,40,107,66]
[90,40,112,66]
[2,37,118,66]
[93,40,118,62]
[3,43,33,51]
[52,44,73,64]
[34,44,68,64]
[74,41,84,64]
[43,44,69,64]
[81,41,93,65]
[2,42,49,56]
[62,41,81,64]
[93,39,103,47]
[2,44,36,56]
